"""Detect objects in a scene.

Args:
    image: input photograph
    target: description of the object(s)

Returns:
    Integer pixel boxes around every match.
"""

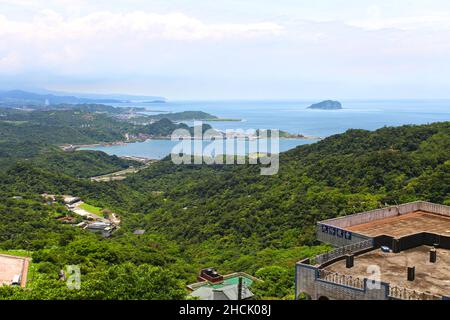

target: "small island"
[148,111,241,122]
[307,100,343,110]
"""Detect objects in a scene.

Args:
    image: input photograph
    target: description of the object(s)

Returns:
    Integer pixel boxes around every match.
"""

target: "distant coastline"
[61,133,321,152]
[206,118,242,122]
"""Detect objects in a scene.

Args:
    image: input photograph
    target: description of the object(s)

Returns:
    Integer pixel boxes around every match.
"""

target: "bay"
[82,99,450,159]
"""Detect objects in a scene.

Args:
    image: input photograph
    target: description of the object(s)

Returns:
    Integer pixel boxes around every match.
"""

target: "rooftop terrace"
[317,202,450,248]
[299,202,450,300]
[187,272,255,291]
[325,245,450,297]
[187,272,258,300]
[347,211,450,238]
[210,275,253,289]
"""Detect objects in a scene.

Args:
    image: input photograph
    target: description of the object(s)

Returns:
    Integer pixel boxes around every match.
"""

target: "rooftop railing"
[388,285,442,300]
[314,239,374,265]
[317,269,365,290]
[317,270,443,300]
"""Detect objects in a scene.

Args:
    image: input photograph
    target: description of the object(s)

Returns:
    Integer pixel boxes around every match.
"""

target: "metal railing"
[318,271,443,300]
[388,285,442,300]
[314,239,373,265]
[317,269,365,289]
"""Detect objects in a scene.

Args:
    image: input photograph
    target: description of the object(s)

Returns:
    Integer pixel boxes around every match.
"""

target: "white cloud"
[0,10,284,41]
[1,3,450,98]
[0,10,284,75]
[347,13,450,31]
[0,0,35,6]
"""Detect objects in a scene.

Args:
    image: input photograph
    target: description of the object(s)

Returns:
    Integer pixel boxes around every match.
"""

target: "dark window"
[329,227,336,236]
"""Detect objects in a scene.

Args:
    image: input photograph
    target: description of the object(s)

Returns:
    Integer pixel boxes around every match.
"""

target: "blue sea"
[82,99,450,159]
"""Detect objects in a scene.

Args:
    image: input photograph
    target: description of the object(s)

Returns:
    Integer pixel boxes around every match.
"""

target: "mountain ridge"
[0,89,166,106]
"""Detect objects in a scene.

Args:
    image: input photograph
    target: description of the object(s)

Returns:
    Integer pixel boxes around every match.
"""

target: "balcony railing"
[317,269,365,290]
[388,286,442,300]
[314,239,373,265]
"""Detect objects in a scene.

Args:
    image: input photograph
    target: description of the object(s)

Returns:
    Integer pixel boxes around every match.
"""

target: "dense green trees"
[252,266,294,300]
[0,121,448,300]
[148,111,218,121]
[118,122,449,253]
[0,196,191,300]
[31,150,138,178]
[0,264,186,300]
[0,108,215,177]
[78,263,187,300]
[0,108,140,176]
[0,196,79,250]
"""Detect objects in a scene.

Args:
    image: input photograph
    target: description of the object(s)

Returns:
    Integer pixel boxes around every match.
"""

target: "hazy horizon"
[1,0,450,99]
[3,88,450,101]
[4,87,450,102]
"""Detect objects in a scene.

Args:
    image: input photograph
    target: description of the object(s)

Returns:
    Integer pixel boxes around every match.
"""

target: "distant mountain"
[0,90,122,106]
[40,90,166,103]
[307,100,343,110]
[0,89,166,107]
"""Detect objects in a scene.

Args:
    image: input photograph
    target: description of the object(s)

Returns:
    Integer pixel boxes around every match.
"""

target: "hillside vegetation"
[0,107,210,176]
[0,121,448,299]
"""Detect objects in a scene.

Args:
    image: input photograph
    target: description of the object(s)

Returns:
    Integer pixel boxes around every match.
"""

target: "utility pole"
[237,277,243,300]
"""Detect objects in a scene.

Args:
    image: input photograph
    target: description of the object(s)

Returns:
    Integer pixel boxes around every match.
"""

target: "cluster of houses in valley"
[42,194,120,237]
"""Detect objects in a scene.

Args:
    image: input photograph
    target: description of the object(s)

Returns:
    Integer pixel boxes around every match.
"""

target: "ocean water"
[83,99,450,159]
[80,138,315,159]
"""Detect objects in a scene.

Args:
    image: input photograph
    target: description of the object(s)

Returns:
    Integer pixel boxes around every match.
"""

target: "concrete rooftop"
[0,254,28,287]
[325,246,450,297]
[346,211,450,238]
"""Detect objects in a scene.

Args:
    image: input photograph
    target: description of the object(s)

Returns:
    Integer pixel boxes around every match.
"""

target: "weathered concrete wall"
[419,202,450,217]
[295,260,317,299]
[320,202,450,229]
[296,262,389,300]
[313,280,388,300]
[316,224,369,247]
[322,203,415,229]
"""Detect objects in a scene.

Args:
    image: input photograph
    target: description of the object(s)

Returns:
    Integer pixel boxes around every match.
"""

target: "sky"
[1,0,450,99]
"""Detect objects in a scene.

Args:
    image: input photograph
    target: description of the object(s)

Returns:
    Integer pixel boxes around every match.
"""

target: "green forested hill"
[136,118,213,137]
[0,108,210,177]
[121,122,450,249]
[0,108,134,145]
[148,111,219,121]
[0,122,448,300]
[31,150,138,178]
[0,108,136,175]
